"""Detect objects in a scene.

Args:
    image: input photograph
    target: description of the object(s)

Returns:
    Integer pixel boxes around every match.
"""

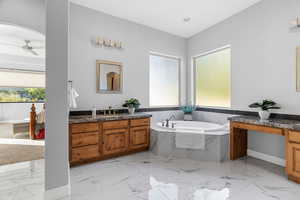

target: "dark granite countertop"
[69,113,152,124]
[228,115,300,131]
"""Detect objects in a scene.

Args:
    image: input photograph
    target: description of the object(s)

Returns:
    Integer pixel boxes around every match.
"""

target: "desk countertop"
[228,115,300,131]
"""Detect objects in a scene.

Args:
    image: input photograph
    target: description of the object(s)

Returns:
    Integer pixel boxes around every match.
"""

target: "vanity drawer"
[289,131,300,143]
[130,118,150,127]
[71,123,99,133]
[72,132,99,147]
[103,120,128,130]
[72,145,100,162]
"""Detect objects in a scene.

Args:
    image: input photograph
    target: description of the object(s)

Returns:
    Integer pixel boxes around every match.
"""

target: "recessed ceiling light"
[183,17,191,22]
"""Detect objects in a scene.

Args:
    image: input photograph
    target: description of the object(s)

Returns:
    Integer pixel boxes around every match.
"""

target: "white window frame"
[0,68,46,103]
[192,45,231,108]
[149,52,181,108]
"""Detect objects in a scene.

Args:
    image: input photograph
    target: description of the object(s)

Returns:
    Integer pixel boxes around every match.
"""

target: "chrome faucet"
[108,106,112,115]
[165,114,176,127]
[103,106,117,116]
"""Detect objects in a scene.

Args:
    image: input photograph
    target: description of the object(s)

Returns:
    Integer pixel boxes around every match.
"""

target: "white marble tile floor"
[1,152,300,200]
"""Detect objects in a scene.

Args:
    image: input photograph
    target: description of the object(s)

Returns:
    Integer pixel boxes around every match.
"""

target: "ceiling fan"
[22,40,42,56]
[0,39,44,56]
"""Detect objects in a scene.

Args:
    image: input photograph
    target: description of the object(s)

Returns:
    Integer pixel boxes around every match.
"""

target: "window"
[194,47,231,108]
[0,69,45,102]
[149,54,180,107]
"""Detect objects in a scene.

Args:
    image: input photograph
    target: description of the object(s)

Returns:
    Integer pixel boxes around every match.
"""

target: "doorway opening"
[0,23,45,165]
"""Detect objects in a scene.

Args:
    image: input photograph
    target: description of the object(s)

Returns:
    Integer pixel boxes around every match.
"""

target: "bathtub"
[150,120,229,162]
[154,120,229,135]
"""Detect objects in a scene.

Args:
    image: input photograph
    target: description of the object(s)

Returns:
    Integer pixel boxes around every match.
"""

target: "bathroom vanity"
[229,116,300,184]
[69,113,151,166]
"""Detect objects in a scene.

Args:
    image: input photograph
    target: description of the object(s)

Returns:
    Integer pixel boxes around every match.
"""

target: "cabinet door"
[72,145,100,162]
[130,126,149,150]
[103,128,129,155]
[287,142,300,179]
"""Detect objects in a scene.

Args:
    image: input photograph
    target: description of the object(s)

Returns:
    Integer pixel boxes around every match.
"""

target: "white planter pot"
[128,107,135,115]
[184,114,193,121]
[259,111,270,120]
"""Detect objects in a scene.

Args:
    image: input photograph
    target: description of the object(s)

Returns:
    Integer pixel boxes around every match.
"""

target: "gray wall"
[45,0,69,190]
[188,0,300,114]
[188,0,300,159]
[69,4,187,110]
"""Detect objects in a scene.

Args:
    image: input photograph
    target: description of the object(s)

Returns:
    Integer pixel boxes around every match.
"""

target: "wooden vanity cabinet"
[287,130,300,183]
[69,117,150,166]
[70,122,100,163]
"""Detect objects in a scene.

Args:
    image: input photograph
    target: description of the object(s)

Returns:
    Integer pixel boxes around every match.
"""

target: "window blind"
[0,69,45,88]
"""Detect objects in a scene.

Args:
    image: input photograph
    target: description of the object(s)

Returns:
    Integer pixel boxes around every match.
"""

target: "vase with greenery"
[180,105,196,121]
[122,98,140,114]
[248,99,280,120]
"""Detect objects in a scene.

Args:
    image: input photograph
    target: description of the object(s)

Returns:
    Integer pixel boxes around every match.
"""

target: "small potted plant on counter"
[181,104,196,121]
[249,99,281,120]
[122,98,140,114]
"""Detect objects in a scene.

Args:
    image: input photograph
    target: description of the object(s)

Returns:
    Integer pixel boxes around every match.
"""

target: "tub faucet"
[165,114,176,127]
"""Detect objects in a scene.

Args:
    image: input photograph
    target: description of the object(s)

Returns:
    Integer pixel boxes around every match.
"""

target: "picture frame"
[96,60,123,94]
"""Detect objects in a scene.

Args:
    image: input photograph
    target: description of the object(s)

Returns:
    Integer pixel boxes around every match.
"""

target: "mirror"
[297,47,300,91]
[96,60,123,93]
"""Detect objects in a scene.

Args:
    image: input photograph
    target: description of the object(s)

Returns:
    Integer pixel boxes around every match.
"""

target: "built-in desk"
[229,116,300,184]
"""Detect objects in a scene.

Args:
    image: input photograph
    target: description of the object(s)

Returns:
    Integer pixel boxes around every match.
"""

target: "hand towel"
[69,87,79,108]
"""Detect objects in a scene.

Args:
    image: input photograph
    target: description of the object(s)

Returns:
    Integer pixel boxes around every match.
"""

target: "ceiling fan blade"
[29,49,38,56]
[22,48,38,56]
[31,46,45,49]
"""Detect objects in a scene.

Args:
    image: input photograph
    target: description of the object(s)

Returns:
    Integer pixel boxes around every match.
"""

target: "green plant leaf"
[249,99,280,111]
[249,103,261,108]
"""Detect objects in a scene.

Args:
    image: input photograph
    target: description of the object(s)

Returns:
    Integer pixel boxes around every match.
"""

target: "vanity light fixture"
[95,36,123,49]
[183,17,191,22]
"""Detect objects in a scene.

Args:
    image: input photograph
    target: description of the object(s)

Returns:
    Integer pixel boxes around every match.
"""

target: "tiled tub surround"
[150,121,229,162]
[151,130,229,162]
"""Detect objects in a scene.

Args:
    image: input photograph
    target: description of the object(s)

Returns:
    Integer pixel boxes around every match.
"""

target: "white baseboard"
[247,149,286,167]
[44,183,70,200]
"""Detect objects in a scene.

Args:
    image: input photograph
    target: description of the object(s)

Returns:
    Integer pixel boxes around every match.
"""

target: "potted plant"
[249,99,281,120]
[180,105,196,121]
[122,98,140,114]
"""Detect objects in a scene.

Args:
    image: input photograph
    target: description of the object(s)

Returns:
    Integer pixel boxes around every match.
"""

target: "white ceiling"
[71,0,262,38]
[0,24,45,70]
[0,24,45,58]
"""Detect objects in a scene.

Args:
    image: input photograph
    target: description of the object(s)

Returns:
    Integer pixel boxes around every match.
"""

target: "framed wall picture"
[297,47,300,91]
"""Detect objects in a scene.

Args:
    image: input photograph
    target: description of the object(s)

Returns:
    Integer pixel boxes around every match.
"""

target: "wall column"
[45,0,70,197]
